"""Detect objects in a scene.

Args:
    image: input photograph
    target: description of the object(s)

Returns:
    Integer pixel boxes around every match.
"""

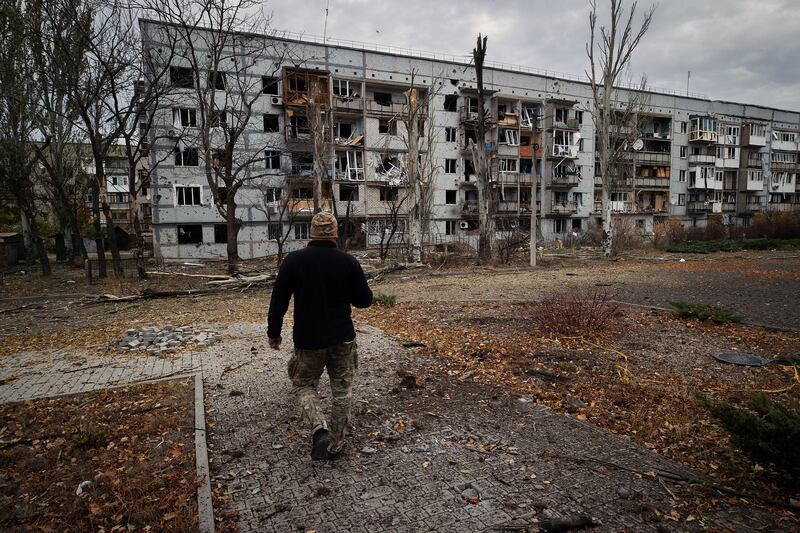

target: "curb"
[194,373,215,533]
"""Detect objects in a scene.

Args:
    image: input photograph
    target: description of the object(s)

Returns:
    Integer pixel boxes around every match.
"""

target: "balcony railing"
[332,96,364,113]
[635,152,671,165]
[767,202,795,212]
[462,200,479,215]
[550,201,578,215]
[550,174,580,187]
[592,201,634,213]
[688,154,715,165]
[365,99,407,116]
[634,177,670,188]
[491,172,533,185]
[744,201,766,212]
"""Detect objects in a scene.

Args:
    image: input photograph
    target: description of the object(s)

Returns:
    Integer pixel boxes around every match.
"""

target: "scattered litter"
[75,480,92,496]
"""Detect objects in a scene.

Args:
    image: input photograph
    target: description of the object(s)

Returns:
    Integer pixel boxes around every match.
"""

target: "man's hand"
[268,336,282,351]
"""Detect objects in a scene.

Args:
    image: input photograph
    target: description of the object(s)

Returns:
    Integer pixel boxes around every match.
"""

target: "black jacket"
[267,240,373,349]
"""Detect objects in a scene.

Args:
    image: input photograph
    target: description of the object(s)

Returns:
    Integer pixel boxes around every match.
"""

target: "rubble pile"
[111,325,221,354]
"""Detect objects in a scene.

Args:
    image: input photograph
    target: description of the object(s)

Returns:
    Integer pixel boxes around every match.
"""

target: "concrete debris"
[111,325,222,354]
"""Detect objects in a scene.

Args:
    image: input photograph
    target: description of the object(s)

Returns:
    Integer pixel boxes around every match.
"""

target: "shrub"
[531,287,621,336]
[653,219,686,249]
[698,393,800,480]
[669,301,743,324]
[373,292,397,307]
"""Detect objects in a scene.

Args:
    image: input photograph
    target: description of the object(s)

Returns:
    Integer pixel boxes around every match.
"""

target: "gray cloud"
[264,0,800,111]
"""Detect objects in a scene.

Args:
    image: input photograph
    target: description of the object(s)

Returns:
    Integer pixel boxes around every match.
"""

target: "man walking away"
[267,212,373,460]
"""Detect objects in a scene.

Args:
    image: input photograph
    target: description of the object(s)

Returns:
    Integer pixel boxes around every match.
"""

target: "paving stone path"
[0,322,788,532]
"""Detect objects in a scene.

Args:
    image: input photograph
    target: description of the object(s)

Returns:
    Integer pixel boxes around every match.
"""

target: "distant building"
[140,20,800,260]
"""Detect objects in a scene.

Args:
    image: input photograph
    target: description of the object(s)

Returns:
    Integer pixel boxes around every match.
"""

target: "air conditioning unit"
[271,96,283,106]
[267,206,278,215]
[459,221,469,230]
[167,128,178,138]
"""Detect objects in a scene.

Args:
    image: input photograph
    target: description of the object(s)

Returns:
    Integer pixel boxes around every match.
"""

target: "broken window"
[445,190,457,204]
[445,220,457,235]
[289,75,308,93]
[373,91,392,106]
[502,130,519,146]
[443,94,458,112]
[445,127,457,142]
[174,147,199,167]
[288,114,310,138]
[336,122,353,139]
[379,187,399,201]
[346,151,364,180]
[175,186,201,206]
[376,155,404,179]
[333,79,357,98]
[554,219,567,233]
[268,224,282,240]
[521,107,537,128]
[294,222,310,240]
[445,159,457,173]
[292,187,313,199]
[265,150,281,170]
[263,187,281,203]
[499,159,518,173]
[555,108,568,124]
[262,76,279,95]
[378,118,397,135]
[172,108,197,128]
[208,70,226,90]
[264,114,280,132]
[170,66,194,88]
[339,184,359,201]
[464,159,475,180]
[214,224,227,244]
[464,128,477,144]
[177,224,203,244]
[210,110,227,128]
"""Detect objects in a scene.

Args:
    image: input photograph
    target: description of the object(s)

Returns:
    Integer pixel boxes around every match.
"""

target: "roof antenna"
[323,0,331,45]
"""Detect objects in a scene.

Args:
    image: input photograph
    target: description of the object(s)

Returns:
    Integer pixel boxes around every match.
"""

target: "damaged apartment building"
[140,20,800,260]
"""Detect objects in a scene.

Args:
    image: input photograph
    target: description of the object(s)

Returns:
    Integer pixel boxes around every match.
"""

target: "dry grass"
[0,379,197,532]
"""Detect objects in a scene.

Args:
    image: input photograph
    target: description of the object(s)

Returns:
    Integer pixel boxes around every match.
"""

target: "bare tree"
[0,0,51,276]
[468,34,494,262]
[402,71,439,263]
[143,0,293,274]
[370,189,407,262]
[253,181,300,266]
[586,0,655,257]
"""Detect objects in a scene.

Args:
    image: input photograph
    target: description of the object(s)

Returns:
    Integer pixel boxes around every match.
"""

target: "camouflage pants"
[287,340,357,453]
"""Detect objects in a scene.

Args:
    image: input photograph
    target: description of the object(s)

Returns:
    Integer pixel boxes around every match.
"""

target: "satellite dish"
[632,139,644,151]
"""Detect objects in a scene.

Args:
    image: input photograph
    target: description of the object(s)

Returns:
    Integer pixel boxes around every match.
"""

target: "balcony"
[767,202,795,212]
[771,137,798,152]
[635,152,670,165]
[366,99,406,116]
[332,96,364,114]
[549,143,578,159]
[592,201,634,213]
[495,200,524,213]
[497,112,519,128]
[550,174,580,187]
[550,201,578,215]
[715,157,740,169]
[462,200,479,216]
[688,201,714,212]
[635,177,670,189]
[770,161,800,172]
[744,201,766,212]
[747,157,763,168]
[745,180,764,192]
[491,172,533,185]
[688,154,715,165]
[722,202,736,212]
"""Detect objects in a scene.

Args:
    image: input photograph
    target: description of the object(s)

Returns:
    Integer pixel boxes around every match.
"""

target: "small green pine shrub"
[374,293,397,307]
[669,301,743,324]
[698,393,800,479]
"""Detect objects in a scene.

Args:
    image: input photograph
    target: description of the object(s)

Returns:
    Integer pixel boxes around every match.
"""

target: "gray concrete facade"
[140,20,800,259]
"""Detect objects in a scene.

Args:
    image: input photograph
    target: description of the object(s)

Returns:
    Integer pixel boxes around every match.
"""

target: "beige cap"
[310,211,338,239]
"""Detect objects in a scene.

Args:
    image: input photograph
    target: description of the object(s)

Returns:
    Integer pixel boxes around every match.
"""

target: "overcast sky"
[263,0,800,112]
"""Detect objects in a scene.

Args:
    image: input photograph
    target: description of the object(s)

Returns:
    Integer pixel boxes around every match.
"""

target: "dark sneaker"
[327,450,343,461]
[311,428,330,461]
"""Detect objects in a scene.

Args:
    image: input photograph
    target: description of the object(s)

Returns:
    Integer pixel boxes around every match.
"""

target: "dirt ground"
[0,379,197,532]
[1,250,798,524]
